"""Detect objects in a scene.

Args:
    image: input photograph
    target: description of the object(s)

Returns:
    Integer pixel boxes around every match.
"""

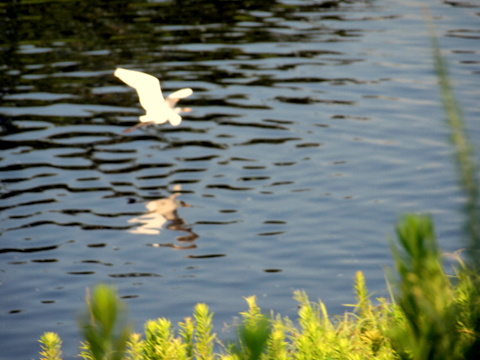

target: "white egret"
[114,67,193,132]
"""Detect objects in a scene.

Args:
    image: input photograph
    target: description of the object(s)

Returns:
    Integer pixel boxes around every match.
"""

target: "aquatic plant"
[423,6,480,267]
[36,219,480,360]
[39,332,62,360]
[39,276,398,360]
[389,215,461,359]
[78,284,131,360]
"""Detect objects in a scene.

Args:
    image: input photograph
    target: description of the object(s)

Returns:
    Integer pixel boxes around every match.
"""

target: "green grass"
[39,332,62,360]
[77,284,131,360]
[388,215,474,360]
[38,10,480,360]
[425,6,480,263]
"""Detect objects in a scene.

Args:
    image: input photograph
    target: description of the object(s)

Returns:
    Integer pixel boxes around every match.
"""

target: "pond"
[1,0,479,359]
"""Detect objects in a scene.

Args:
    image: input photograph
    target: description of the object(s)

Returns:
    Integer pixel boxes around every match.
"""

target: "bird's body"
[114,67,193,132]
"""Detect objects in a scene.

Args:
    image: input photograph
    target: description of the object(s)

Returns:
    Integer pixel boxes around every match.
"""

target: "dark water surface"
[1,0,479,359]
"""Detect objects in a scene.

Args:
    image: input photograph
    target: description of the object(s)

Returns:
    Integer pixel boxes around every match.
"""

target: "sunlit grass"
[78,284,131,360]
[39,332,62,360]
[389,215,462,359]
[425,6,480,261]
[37,213,480,360]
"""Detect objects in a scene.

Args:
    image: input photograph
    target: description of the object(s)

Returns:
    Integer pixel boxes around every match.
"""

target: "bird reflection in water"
[128,185,198,249]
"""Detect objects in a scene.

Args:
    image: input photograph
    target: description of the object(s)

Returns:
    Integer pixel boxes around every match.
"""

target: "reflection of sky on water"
[0,103,136,117]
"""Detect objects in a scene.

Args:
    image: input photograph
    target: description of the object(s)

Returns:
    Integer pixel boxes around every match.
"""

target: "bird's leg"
[123,121,155,133]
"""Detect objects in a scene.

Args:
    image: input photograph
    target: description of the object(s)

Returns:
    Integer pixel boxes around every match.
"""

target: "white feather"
[114,68,192,127]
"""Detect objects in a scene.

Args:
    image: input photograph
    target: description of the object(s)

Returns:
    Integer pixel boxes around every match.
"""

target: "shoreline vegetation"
[39,214,480,360]
[38,12,480,360]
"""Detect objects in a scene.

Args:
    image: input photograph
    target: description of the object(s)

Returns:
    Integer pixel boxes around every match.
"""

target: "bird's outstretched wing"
[165,88,193,108]
[114,68,165,114]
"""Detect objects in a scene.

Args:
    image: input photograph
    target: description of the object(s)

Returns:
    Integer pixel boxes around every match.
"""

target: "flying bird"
[114,67,193,132]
